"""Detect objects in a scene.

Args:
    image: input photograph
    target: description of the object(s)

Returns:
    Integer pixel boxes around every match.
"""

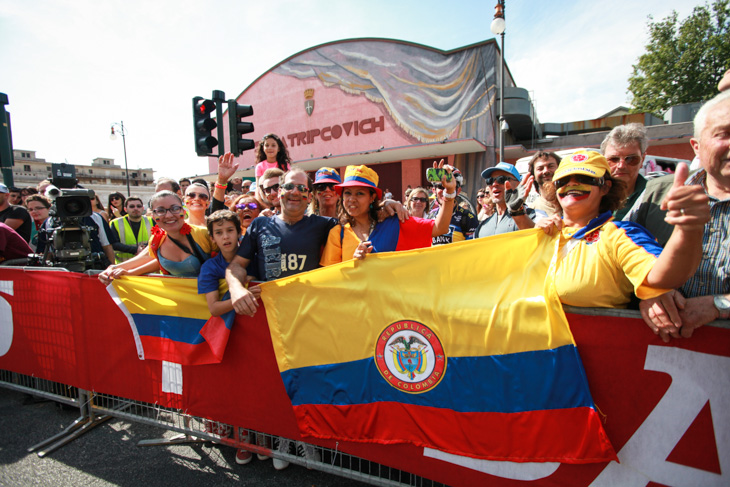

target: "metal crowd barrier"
[0,369,446,487]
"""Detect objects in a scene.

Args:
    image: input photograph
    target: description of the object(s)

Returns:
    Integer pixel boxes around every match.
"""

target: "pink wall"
[210,73,420,174]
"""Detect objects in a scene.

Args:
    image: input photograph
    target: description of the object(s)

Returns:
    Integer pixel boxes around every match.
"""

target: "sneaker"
[235,449,253,465]
[297,441,322,463]
[272,437,291,470]
[256,433,270,461]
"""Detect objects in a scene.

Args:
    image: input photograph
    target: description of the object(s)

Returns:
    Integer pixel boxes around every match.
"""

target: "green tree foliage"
[628,0,730,114]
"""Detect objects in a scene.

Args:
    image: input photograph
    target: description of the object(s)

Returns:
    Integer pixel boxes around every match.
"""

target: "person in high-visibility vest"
[109,196,153,263]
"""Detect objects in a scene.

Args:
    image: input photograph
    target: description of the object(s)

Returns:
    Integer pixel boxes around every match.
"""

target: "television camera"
[27,163,106,272]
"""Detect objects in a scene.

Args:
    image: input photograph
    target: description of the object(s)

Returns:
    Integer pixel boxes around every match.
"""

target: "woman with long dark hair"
[107,192,127,219]
[320,163,454,265]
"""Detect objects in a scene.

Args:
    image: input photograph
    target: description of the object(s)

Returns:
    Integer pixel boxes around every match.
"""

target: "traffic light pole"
[212,90,226,158]
[0,93,15,187]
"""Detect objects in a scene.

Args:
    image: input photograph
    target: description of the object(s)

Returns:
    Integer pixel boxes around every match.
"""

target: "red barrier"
[0,268,727,486]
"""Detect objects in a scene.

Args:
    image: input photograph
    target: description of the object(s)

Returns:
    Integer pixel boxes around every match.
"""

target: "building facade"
[209,38,513,201]
[11,150,157,203]
[206,38,699,204]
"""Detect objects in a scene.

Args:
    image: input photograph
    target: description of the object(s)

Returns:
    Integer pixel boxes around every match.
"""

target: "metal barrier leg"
[27,389,111,458]
[136,415,208,447]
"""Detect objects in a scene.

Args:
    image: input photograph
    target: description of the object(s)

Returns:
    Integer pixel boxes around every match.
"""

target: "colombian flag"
[261,229,617,463]
[109,275,235,365]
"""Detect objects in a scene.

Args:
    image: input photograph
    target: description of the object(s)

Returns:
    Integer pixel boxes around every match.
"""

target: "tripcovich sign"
[286,116,385,147]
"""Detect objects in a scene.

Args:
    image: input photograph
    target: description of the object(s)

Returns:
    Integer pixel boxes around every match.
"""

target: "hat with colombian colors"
[314,167,342,185]
[553,150,610,182]
[335,165,382,200]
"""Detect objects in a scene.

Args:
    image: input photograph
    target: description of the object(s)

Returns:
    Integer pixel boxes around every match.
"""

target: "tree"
[628,0,730,114]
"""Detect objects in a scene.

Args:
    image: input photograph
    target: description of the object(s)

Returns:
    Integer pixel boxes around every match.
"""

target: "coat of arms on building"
[304,88,315,116]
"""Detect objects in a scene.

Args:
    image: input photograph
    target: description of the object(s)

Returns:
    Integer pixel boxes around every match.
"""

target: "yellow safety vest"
[110,215,153,263]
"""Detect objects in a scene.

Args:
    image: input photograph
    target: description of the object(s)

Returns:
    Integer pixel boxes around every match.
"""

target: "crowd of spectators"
[2,90,729,466]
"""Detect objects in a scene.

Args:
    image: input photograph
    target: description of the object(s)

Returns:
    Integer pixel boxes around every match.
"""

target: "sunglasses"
[553,174,605,190]
[186,192,210,201]
[606,155,642,166]
[315,183,336,191]
[152,205,184,217]
[235,202,259,211]
[110,196,122,200]
[281,183,309,193]
[477,194,485,198]
[485,175,518,186]
[262,184,280,194]
[410,197,428,203]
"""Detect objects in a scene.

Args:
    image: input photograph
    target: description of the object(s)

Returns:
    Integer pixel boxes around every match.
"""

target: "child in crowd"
[198,210,243,316]
[197,209,258,465]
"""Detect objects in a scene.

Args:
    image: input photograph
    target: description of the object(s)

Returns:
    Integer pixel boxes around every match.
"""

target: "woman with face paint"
[537,150,709,310]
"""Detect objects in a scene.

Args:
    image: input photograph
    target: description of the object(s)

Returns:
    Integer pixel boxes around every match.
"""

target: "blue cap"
[481,162,521,181]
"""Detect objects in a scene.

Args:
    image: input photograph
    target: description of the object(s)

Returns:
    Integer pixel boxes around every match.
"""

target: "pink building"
[209,38,509,200]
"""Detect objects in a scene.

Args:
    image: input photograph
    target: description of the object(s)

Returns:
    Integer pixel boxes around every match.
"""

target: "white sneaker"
[256,433,270,461]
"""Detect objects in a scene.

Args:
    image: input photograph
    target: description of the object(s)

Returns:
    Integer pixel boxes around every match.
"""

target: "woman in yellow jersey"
[538,150,709,310]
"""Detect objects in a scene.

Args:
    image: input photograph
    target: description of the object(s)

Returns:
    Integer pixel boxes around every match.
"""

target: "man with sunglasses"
[258,168,285,215]
[427,167,477,245]
[109,196,154,263]
[226,168,338,317]
[475,162,537,238]
[601,123,649,220]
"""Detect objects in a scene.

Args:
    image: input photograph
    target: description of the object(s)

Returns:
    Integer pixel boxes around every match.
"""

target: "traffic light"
[192,96,217,156]
[227,100,255,156]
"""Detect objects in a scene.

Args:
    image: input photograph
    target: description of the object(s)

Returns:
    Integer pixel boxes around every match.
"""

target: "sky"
[0,0,700,180]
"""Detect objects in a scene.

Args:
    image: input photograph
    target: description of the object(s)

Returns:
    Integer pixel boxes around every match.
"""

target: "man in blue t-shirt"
[226,168,337,316]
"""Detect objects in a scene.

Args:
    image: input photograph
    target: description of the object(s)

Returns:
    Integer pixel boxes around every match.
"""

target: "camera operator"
[0,183,32,243]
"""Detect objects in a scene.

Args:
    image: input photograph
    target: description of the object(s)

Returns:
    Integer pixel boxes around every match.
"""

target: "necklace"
[353,219,376,240]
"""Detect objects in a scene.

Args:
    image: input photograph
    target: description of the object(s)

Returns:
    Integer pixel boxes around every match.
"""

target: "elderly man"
[637,91,730,341]
[601,123,649,220]
[526,151,561,217]
[475,162,536,238]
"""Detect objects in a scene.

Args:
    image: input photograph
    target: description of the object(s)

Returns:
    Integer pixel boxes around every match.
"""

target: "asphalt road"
[0,389,370,487]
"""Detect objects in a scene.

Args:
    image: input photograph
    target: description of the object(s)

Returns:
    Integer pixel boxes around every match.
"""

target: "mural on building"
[274,40,498,147]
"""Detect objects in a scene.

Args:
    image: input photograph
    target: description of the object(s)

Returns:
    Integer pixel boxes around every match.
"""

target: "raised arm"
[431,160,456,237]
[644,164,709,289]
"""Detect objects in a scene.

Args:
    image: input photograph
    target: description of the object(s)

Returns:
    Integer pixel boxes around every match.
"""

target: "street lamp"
[491,0,506,163]
[110,121,131,196]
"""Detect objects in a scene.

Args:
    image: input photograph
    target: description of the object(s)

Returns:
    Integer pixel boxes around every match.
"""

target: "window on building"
[23,165,31,172]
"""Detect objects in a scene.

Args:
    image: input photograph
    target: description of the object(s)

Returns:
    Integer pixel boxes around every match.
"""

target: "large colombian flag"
[261,228,617,463]
[108,275,235,365]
